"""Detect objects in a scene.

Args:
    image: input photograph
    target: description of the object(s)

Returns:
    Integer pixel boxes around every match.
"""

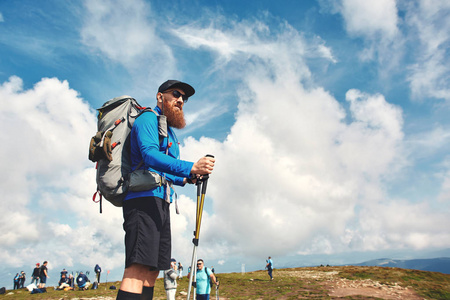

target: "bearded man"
[117,80,215,300]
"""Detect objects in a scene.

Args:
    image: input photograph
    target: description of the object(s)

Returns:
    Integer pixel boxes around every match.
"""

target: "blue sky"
[1,0,450,289]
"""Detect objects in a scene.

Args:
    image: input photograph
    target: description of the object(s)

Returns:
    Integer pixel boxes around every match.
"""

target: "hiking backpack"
[89,96,167,212]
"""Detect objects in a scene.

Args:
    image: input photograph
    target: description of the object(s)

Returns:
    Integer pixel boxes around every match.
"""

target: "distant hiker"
[13,273,20,290]
[164,259,178,300]
[31,263,40,285]
[94,264,102,283]
[266,256,274,280]
[57,274,70,290]
[211,266,215,274]
[194,259,218,300]
[76,271,91,290]
[116,80,215,300]
[178,262,183,279]
[60,268,68,278]
[38,261,49,288]
[19,271,26,288]
[68,274,74,289]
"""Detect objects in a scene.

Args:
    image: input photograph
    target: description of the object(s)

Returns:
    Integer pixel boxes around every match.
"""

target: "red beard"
[163,99,186,129]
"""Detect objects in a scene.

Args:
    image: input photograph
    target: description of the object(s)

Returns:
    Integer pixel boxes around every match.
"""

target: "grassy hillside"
[2,266,450,299]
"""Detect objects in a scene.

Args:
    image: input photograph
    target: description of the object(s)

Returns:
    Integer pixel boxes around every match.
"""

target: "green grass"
[2,266,450,299]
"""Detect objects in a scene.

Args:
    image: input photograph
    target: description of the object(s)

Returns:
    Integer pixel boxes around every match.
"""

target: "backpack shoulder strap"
[136,108,167,145]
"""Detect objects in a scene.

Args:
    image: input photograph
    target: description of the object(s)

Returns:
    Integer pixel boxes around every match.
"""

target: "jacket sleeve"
[168,269,177,280]
[133,113,193,178]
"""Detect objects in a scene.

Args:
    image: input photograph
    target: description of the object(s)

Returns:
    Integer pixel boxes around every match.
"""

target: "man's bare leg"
[120,264,159,292]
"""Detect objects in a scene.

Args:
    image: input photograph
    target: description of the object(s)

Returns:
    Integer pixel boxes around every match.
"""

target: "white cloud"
[321,0,403,72]
[406,0,450,101]
[0,12,4,22]
[172,16,336,77]
[357,200,450,250]
[340,0,399,39]
[319,0,399,40]
[174,16,450,261]
[320,0,450,101]
[0,76,124,271]
[80,0,175,88]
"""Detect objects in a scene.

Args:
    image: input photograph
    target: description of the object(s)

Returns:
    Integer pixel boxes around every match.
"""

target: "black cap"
[158,80,195,98]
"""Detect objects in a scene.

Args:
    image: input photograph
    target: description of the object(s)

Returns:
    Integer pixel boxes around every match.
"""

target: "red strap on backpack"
[92,189,103,214]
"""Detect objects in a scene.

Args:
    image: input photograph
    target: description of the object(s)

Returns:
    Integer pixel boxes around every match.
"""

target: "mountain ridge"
[351,257,450,274]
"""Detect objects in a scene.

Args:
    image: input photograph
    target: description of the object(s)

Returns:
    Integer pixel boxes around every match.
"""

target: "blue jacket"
[125,106,193,202]
[76,273,89,288]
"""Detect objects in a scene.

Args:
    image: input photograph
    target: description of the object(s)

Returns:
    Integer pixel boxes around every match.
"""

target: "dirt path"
[280,270,424,299]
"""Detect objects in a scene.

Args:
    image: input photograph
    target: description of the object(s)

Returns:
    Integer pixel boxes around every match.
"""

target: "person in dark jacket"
[19,271,26,288]
[76,272,91,290]
[57,273,70,290]
[95,264,102,283]
[38,261,49,288]
[31,263,40,286]
[13,273,20,290]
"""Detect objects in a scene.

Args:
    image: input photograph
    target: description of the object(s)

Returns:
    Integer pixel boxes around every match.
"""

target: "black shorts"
[122,196,171,270]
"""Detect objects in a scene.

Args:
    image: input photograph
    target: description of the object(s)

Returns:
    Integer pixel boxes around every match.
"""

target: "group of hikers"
[12,261,102,293]
[12,271,26,290]
[24,261,49,289]
[10,255,273,298]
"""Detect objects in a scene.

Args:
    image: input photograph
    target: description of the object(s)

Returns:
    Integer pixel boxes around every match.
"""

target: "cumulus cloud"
[0,76,124,270]
[173,15,450,263]
[340,0,399,39]
[80,0,175,89]
[357,200,450,250]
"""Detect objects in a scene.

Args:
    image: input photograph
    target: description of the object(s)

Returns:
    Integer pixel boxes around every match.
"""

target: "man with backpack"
[38,261,49,288]
[116,80,215,300]
[94,264,102,283]
[192,259,218,300]
[266,256,274,280]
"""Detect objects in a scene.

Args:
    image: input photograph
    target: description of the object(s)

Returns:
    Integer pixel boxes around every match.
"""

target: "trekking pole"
[105,270,109,290]
[216,279,220,300]
[187,155,214,300]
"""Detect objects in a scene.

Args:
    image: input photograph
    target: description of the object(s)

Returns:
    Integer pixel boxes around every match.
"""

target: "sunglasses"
[163,90,189,103]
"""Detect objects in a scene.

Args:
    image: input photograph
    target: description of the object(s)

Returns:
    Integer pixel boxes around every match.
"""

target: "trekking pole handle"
[194,155,214,184]
[202,154,214,181]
